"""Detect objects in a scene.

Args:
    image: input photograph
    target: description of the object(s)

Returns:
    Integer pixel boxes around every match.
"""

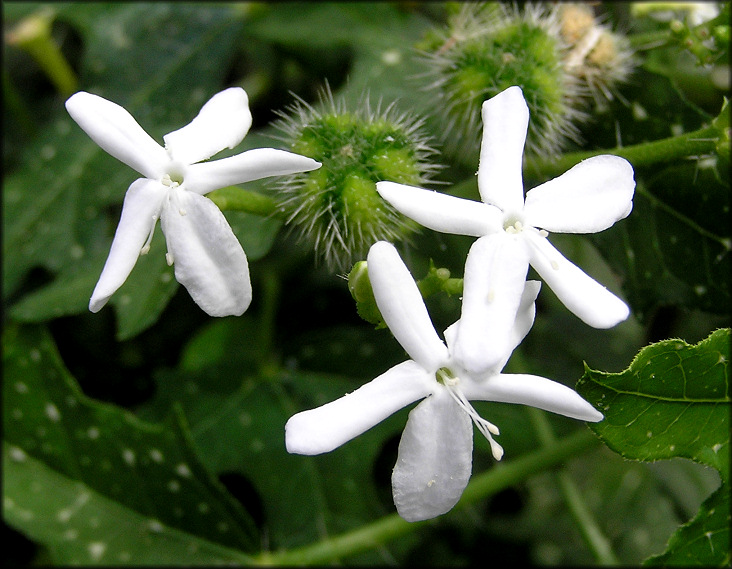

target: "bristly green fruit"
[271,86,441,272]
[415,2,586,164]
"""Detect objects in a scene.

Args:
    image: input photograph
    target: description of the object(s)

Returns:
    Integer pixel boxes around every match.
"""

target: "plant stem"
[207,186,282,217]
[628,29,673,50]
[525,124,719,180]
[250,428,600,566]
[6,8,78,97]
[528,408,620,566]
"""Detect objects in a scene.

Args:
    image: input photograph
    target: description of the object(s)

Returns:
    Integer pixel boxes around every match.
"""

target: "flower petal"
[525,231,630,328]
[285,360,433,455]
[65,92,169,179]
[368,241,449,371]
[444,279,540,372]
[494,279,541,372]
[376,182,502,236]
[477,86,529,215]
[160,191,251,316]
[89,179,167,312]
[523,155,635,233]
[454,233,531,377]
[462,373,604,422]
[164,87,253,165]
[392,389,473,522]
[184,148,321,195]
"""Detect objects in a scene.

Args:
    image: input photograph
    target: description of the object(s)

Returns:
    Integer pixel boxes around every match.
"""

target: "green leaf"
[577,329,730,566]
[2,323,260,564]
[591,168,730,321]
[643,482,731,567]
[3,446,255,565]
[140,366,417,559]
[576,328,730,481]
[134,315,419,562]
[482,446,720,565]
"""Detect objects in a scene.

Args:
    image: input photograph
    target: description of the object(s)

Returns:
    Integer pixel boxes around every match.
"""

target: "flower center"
[503,214,549,238]
[162,161,186,188]
[503,213,525,234]
[161,174,180,188]
[435,367,504,460]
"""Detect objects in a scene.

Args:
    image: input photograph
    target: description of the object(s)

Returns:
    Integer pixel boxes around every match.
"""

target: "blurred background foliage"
[3,2,730,566]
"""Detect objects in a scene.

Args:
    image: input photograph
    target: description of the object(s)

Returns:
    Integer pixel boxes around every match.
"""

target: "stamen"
[161,174,179,188]
[139,215,158,255]
[503,215,525,235]
[166,252,174,266]
[437,369,504,461]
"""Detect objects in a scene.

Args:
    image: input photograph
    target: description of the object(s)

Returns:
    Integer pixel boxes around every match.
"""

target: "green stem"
[525,124,719,180]
[207,186,282,217]
[528,408,620,566]
[628,29,673,50]
[250,429,600,566]
[6,8,77,97]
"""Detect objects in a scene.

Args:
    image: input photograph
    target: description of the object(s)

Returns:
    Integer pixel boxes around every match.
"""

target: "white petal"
[376,182,502,236]
[89,179,167,312]
[494,280,541,372]
[164,87,252,165]
[462,373,604,422]
[523,155,635,233]
[368,241,449,371]
[445,279,540,372]
[477,86,528,215]
[525,232,630,328]
[392,389,473,522]
[184,148,321,195]
[160,190,251,316]
[453,233,531,377]
[285,360,433,455]
[65,92,169,179]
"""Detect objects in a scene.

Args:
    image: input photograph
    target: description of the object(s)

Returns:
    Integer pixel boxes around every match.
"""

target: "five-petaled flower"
[285,240,603,522]
[66,88,321,317]
[377,86,635,375]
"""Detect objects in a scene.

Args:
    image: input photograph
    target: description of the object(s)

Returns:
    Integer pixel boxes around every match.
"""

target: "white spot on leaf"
[45,403,61,422]
[175,463,192,478]
[122,449,136,466]
[88,542,106,561]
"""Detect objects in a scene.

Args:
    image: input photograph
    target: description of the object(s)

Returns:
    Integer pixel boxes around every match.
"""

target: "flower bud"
[271,86,441,271]
[347,261,384,328]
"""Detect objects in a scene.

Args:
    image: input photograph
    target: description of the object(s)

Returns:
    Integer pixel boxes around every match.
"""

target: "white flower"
[66,88,321,317]
[285,240,602,522]
[377,85,635,374]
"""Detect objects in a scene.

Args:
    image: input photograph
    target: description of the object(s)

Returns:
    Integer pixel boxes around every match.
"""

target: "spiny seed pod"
[559,3,636,110]
[270,85,441,272]
[415,2,586,163]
